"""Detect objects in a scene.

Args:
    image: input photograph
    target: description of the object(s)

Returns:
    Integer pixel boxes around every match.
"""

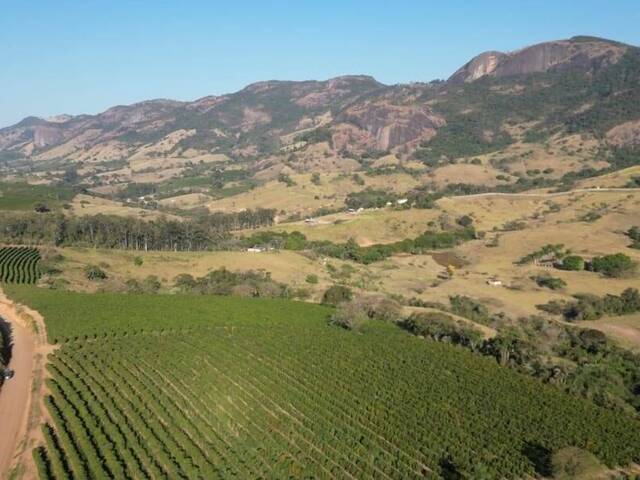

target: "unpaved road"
[0,317,34,476]
[0,288,51,479]
[446,187,640,200]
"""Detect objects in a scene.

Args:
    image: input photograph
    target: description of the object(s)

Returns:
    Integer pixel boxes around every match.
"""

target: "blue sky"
[1,0,639,127]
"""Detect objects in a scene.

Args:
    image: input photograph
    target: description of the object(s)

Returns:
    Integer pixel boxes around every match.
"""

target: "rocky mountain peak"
[449,36,629,83]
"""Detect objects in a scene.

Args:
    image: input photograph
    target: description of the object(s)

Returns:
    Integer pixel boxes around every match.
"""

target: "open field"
[205,172,421,215]
[6,287,640,479]
[45,189,640,347]
[68,194,183,221]
[0,183,74,211]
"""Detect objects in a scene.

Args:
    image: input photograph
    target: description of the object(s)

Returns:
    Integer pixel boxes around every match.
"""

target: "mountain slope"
[1,36,639,191]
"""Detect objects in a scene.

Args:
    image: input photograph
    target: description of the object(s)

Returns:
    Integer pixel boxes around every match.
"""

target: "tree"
[456,215,474,228]
[560,255,584,271]
[310,172,321,186]
[589,253,636,278]
[321,285,352,306]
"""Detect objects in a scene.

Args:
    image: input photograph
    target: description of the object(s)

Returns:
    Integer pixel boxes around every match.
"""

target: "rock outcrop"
[449,36,627,83]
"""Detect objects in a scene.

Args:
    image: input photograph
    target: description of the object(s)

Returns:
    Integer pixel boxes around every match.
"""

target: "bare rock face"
[449,37,627,83]
[606,119,640,147]
[334,102,444,152]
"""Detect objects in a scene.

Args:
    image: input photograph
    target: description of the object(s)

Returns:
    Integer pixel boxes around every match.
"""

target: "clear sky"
[2,0,639,127]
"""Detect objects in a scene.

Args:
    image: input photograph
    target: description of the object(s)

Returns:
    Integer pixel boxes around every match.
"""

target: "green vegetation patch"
[0,182,74,211]
[0,247,42,284]
[6,287,640,478]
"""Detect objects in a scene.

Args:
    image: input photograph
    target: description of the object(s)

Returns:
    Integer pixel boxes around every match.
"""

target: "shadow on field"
[522,442,552,477]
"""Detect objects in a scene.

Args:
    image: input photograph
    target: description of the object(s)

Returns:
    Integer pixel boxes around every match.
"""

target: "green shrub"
[321,285,352,306]
[305,274,319,284]
[449,295,491,325]
[84,265,107,280]
[560,255,585,271]
[589,253,637,278]
[533,274,567,290]
[402,312,483,349]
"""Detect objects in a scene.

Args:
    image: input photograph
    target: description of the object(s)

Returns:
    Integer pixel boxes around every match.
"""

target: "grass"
[6,286,640,478]
[0,182,74,211]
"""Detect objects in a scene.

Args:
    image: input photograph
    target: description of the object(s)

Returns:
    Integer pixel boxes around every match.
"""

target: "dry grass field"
[68,194,182,221]
[205,171,421,214]
[50,189,640,348]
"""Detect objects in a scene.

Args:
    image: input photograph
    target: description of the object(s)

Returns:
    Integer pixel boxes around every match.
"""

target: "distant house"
[304,218,316,224]
[396,198,408,205]
[534,254,557,268]
[486,279,502,286]
[247,247,263,253]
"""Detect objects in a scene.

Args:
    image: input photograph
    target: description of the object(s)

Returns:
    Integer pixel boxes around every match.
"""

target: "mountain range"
[1,35,639,184]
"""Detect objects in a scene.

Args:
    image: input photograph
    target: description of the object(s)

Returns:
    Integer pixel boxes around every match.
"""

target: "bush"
[627,226,640,249]
[456,215,474,227]
[84,265,107,280]
[560,255,584,271]
[321,285,353,306]
[402,312,484,350]
[329,301,368,331]
[125,278,143,294]
[133,256,144,266]
[305,274,319,284]
[356,295,402,323]
[589,253,636,278]
[550,447,603,480]
[142,275,161,293]
[278,173,296,187]
[449,295,491,325]
[542,288,640,321]
[533,274,567,290]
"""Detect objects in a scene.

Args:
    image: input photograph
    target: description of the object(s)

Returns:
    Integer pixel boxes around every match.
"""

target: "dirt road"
[0,288,51,479]
[447,187,640,200]
[0,317,34,476]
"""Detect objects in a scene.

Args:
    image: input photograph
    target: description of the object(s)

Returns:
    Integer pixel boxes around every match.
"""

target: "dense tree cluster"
[538,288,640,321]
[0,209,275,251]
[401,312,484,350]
[588,253,637,278]
[173,268,290,298]
[244,228,476,265]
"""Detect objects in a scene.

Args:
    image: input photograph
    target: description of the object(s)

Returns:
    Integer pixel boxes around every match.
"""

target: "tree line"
[0,209,275,251]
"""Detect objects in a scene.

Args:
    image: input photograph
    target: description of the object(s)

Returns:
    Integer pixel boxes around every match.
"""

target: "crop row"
[0,247,41,284]
[35,324,640,479]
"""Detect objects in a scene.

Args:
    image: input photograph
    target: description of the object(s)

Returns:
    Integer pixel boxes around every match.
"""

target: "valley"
[1,32,640,479]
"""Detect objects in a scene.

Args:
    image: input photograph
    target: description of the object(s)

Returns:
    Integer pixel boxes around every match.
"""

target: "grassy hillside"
[0,182,74,211]
[7,287,640,478]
